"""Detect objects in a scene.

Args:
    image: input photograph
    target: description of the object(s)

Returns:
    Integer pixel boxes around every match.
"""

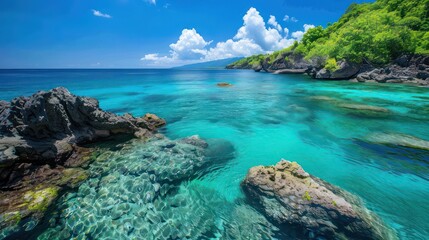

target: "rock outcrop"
[242,160,396,240]
[311,60,361,80]
[353,55,429,85]
[0,87,165,183]
[0,87,165,236]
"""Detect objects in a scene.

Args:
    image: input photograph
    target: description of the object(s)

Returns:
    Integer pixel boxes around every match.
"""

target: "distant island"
[227,0,429,85]
[174,57,243,70]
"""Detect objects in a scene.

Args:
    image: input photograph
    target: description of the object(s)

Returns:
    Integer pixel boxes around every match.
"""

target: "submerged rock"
[33,137,241,240]
[308,95,392,118]
[365,132,429,151]
[241,160,396,240]
[337,103,391,117]
[217,82,233,87]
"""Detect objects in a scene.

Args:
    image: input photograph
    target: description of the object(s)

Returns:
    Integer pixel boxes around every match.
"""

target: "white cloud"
[141,7,314,67]
[169,28,211,60]
[145,0,156,5]
[233,8,290,51]
[304,24,315,32]
[268,15,282,32]
[92,9,111,18]
[284,28,289,38]
[205,39,264,61]
[291,24,315,41]
[283,15,298,22]
[291,31,304,40]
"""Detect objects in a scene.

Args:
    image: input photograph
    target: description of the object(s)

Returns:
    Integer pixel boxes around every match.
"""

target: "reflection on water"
[0,69,429,239]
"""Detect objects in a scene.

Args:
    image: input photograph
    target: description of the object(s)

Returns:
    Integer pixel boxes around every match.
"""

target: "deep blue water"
[1,69,429,239]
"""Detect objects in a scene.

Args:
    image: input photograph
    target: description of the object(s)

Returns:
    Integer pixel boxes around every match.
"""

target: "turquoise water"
[1,69,429,239]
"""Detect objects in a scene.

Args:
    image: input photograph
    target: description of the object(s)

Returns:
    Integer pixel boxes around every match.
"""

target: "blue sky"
[0,0,372,68]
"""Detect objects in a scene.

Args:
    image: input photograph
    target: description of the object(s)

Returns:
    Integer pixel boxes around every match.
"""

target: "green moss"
[24,186,59,212]
[302,191,312,201]
[2,211,22,225]
[60,168,89,188]
[332,200,338,207]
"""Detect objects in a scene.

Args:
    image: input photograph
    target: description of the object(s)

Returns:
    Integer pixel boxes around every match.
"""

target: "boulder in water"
[241,160,396,240]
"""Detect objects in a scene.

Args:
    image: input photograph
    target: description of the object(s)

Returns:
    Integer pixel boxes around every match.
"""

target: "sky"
[0,0,372,68]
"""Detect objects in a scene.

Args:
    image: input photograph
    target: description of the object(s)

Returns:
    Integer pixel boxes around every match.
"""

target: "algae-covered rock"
[308,95,392,118]
[337,103,391,117]
[309,95,338,102]
[241,160,397,240]
[217,82,233,87]
[24,186,59,212]
[365,132,429,151]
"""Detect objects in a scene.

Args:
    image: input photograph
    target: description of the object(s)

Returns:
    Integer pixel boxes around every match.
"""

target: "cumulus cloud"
[92,9,111,18]
[284,28,290,38]
[169,28,211,60]
[268,15,282,32]
[291,24,315,41]
[141,7,314,67]
[140,29,210,66]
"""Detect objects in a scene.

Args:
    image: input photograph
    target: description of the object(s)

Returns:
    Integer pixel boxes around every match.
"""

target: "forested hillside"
[228,0,429,70]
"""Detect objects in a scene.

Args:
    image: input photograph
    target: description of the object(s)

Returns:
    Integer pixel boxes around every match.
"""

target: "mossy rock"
[60,168,89,188]
[23,186,60,212]
[0,211,21,226]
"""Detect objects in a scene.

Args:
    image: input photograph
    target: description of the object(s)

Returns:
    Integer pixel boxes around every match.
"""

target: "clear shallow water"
[1,69,429,239]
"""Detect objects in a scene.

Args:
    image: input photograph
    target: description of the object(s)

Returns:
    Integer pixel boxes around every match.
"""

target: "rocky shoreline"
[227,54,429,86]
[0,87,166,235]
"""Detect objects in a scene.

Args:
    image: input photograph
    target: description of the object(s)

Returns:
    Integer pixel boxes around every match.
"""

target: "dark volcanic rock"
[315,60,361,80]
[0,87,165,174]
[242,160,396,240]
[0,87,166,235]
[353,55,429,85]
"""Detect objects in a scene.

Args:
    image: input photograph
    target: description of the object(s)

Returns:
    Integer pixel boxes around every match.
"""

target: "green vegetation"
[302,191,312,201]
[229,0,429,69]
[324,58,339,72]
[229,54,267,68]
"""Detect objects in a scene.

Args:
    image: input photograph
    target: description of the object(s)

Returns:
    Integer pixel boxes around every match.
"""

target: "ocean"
[1,69,428,239]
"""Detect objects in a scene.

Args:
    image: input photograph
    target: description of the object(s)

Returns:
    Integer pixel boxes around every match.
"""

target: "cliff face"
[227,0,429,85]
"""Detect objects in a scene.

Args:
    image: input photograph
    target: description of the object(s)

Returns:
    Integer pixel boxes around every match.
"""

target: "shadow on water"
[353,140,429,181]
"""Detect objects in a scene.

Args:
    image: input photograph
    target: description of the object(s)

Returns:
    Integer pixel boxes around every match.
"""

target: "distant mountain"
[174,57,243,70]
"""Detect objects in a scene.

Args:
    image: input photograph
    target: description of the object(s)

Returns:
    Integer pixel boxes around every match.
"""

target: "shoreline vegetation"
[227,0,429,85]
